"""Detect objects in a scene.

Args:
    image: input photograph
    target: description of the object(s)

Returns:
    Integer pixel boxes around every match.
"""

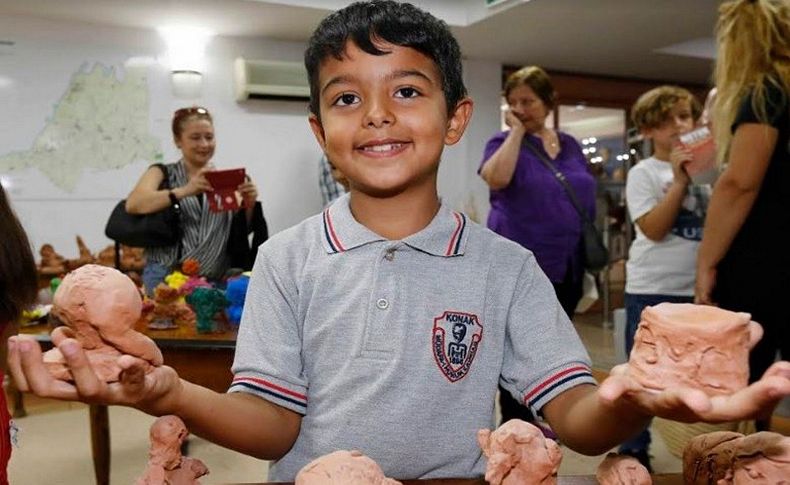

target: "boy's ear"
[444,97,474,146]
[308,113,327,151]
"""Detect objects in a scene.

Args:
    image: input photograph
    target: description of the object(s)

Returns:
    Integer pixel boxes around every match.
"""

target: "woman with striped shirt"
[126,107,259,295]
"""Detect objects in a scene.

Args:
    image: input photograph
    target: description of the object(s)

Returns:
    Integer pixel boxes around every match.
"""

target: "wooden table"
[15,323,237,485]
[238,476,682,484]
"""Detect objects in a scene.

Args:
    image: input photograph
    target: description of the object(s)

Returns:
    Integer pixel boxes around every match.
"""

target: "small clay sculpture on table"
[37,243,67,276]
[295,450,401,485]
[185,287,229,334]
[683,430,790,484]
[135,415,209,485]
[148,283,195,330]
[66,235,95,270]
[43,264,163,382]
[477,419,562,485]
[596,452,651,485]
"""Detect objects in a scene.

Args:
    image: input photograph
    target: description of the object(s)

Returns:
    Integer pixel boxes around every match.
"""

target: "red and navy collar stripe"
[444,212,467,256]
[322,208,346,253]
[230,376,307,413]
[523,364,593,409]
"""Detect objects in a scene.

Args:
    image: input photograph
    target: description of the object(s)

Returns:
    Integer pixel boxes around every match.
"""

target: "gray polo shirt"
[230,194,594,481]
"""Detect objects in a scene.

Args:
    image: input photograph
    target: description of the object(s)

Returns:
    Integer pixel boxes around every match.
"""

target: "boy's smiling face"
[309,40,472,198]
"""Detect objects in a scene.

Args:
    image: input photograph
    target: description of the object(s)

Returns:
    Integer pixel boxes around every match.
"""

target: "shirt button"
[384,248,396,261]
[376,298,389,310]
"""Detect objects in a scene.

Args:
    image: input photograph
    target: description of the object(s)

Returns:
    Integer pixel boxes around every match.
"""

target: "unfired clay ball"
[477,419,562,485]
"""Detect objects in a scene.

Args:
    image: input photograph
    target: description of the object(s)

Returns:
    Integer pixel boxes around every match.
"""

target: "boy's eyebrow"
[321,69,436,96]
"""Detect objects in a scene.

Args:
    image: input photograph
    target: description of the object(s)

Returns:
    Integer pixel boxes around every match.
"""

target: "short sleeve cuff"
[523,362,596,413]
[229,373,308,415]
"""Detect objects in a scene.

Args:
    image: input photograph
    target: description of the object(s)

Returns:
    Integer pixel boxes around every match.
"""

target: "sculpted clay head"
[136,415,209,485]
[683,431,790,484]
[729,432,790,484]
[295,450,402,485]
[45,264,162,381]
[477,419,562,485]
[628,303,754,395]
[683,431,744,485]
[596,453,651,485]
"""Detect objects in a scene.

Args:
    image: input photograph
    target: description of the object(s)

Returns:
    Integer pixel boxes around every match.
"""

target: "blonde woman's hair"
[713,0,790,164]
[631,85,702,131]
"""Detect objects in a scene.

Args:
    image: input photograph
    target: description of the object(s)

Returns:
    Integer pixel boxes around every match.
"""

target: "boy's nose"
[363,98,394,128]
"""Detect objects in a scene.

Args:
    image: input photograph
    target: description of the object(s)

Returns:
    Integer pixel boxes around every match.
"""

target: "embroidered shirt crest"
[432,311,483,382]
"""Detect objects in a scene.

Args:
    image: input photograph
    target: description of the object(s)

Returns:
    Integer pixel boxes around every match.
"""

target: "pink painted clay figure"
[628,303,757,396]
[43,264,163,381]
[682,431,790,484]
[477,419,562,485]
[595,452,651,485]
[295,450,402,485]
[135,415,209,485]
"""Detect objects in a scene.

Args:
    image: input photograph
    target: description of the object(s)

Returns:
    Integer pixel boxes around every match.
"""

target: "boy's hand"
[597,360,790,423]
[7,335,183,417]
[669,145,692,185]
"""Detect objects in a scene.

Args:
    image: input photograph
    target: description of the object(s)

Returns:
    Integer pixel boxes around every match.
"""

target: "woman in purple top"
[479,66,596,426]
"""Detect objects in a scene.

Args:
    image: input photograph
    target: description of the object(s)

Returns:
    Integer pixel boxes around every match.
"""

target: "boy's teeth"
[365,143,400,152]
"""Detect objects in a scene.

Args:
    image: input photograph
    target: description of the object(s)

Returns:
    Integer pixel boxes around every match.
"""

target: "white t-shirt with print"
[625,157,710,296]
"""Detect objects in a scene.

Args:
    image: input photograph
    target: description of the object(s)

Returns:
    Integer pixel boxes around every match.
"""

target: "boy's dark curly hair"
[304,0,467,118]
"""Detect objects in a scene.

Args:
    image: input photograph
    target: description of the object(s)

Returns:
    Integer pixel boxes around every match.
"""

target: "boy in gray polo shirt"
[9,0,790,481]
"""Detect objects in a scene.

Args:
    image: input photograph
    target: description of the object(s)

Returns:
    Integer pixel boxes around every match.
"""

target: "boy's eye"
[333,93,359,106]
[395,87,420,99]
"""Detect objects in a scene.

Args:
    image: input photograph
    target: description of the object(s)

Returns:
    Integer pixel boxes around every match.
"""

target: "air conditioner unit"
[234,58,310,101]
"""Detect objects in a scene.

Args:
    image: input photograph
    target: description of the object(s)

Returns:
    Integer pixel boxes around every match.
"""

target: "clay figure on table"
[148,284,195,330]
[66,235,95,270]
[477,419,562,485]
[43,264,162,382]
[135,415,209,485]
[37,244,67,275]
[224,275,249,326]
[595,453,651,485]
[295,450,401,485]
[683,431,790,484]
[185,287,228,333]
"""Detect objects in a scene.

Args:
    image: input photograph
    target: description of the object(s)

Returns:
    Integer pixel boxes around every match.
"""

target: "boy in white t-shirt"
[622,85,709,470]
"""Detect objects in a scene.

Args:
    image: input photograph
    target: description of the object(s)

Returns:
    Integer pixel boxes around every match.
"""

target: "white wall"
[0,14,501,258]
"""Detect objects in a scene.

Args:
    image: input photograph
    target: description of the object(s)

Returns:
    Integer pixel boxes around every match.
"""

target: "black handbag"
[523,140,609,273]
[104,163,182,248]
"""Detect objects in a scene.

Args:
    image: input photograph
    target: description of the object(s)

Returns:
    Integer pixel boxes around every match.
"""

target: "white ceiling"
[0,0,718,85]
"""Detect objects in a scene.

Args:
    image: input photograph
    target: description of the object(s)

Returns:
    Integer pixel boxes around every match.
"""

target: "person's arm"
[542,384,650,455]
[543,356,790,456]
[125,165,211,215]
[695,123,777,304]
[633,146,691,241]
[6,335,301,460]
[479,111,526,190]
